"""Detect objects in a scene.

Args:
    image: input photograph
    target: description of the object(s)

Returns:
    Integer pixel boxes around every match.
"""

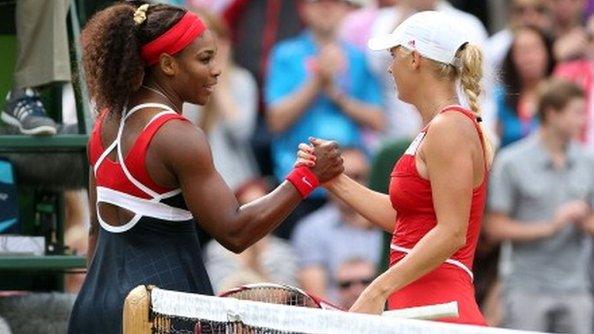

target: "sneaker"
[1,88,57,136]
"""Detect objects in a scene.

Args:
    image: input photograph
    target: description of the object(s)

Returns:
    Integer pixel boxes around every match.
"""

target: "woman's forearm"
[371,225,465,297]
[326,174,396,232]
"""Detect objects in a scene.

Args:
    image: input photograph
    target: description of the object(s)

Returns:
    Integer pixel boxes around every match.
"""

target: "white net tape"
[382,301,459,320]
[151,288,549,334]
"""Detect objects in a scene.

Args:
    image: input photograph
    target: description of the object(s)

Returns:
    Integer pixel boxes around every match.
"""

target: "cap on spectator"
[367,11,468,66]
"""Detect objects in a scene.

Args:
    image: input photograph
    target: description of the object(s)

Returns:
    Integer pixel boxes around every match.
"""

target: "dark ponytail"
[82,1,185,115]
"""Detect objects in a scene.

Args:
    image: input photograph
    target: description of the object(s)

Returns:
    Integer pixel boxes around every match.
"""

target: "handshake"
[292,137,344,185]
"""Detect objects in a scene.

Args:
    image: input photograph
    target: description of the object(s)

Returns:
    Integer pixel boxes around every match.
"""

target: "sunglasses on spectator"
[337,278,374,289]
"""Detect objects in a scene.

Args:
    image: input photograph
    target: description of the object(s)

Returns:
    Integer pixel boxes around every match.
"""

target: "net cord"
[151,287,550,334]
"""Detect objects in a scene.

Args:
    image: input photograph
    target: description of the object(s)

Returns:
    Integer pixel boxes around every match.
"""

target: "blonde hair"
[432,44,494,164]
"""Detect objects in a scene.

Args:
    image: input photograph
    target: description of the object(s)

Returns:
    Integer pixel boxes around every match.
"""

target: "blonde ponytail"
[457,44,483,115]
[429,44,494,165]
[457,44,494,166]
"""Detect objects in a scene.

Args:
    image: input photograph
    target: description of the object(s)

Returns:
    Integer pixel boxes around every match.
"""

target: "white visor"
[368,11,469,66]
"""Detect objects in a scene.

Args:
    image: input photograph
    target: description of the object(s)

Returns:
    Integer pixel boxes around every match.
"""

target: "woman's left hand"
[294,143,317,168]
[348,284,388,315]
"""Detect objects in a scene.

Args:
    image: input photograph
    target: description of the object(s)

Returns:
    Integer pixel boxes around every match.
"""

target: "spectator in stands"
[205,180,299,294]
[183,8,260,191]
[552,0,586,35]
[496,26,555,148]
[587,0,594,17]
[292,148,382,303]
[2,0,71,136]
[186,0,233,14]
[334,257,377,310]
[218,0,302,87]
[339,0,398,51]
[485,0,552,71]
[554,14,594,152]
[551,0,588,61]
[485,79,594,334]
[265,0,384,238]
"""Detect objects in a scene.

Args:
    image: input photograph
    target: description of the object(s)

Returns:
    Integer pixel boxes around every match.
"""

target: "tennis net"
[123,285,548,334]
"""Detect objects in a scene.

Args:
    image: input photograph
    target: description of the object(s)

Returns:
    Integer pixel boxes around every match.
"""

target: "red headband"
[140,11,207,66]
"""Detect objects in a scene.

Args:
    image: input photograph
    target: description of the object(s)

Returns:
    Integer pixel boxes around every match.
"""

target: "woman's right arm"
[159,122,343,253]
[299,138,397,232]
[325,174,396,232]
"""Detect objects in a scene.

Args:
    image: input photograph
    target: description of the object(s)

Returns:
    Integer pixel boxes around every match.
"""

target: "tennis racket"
[219,282,342,310]
[194,283,342,333]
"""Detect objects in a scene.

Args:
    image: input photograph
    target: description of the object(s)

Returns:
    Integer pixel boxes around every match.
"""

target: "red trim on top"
[89,112,189,197]
[439,106,488,171]
[126,113,188,194]
[440,106,483,133]
[141,12,207,66]
[95,160,152,199]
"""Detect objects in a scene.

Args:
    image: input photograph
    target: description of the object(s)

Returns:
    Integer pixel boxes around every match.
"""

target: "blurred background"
[0,0,593,333]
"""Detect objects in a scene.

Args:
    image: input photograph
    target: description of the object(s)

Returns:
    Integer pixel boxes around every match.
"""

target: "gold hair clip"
[133,4,149,25]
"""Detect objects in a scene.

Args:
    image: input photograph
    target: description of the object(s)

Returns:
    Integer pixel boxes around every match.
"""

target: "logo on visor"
[408,40,416,48]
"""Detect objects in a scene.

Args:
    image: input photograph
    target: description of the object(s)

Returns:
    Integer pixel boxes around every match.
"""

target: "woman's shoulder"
[426,110,480,146]
[422,110,488,173]
[149,116,211,162]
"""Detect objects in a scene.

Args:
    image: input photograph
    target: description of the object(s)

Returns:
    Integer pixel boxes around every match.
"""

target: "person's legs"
[14,0,71,88]
[2,0,71,135]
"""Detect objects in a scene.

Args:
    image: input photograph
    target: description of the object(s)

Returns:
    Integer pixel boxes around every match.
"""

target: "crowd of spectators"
[2,0,594,333]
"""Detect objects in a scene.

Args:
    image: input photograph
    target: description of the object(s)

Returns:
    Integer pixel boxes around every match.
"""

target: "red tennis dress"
[387,106,487,326]
[69,103,214,333]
